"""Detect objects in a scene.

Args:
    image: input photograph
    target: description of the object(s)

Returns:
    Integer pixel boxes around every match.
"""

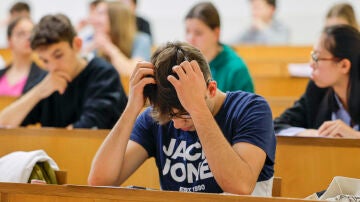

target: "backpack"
[28,161,58,184]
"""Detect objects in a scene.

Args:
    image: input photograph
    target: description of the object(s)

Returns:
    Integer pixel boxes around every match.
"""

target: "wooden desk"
[0,183,319,202]
[264,96,297,118]
[0,128,159,189]
[275,136,360,198]
[233,45,312,63]
[254,77,308,97]
[0,48,12,65]
[232,45,311,99]
[3,128,359,199]
[0,96,17,111]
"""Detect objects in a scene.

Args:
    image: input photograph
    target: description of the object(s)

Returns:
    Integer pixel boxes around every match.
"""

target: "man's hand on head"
[127,61,156,113]
[167,60,208,114]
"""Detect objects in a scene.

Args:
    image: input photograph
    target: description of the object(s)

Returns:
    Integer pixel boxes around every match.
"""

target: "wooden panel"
[0,128,159,189]
[120,75,129,96]
[4,128,360,199]
[247,62,289,77]
[0,48,12,65]
[0,49,43,67]
[0,183,320,202]
[55,170,68,185]
[254,77,308,97]
[272,177,282,197]
[275,136,360,198]
[264,96,297,118]
[0,96,17,111]
[233,45,312,63]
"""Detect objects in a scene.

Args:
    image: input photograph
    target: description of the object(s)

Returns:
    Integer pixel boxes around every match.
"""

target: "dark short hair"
[185,2,220,30]
[90,0,104,8]
[7,16,31,38]
[148,41,211,124]
[10,2,30,14]
[266,0,276,8]
[322,25,360,124]
[251,0,276,8]
[30,14,76,50]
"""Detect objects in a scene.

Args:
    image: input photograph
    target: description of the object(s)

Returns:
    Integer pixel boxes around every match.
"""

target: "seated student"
[185,2,254,92]
[88,42,276,196]
[120,0,153,43]
[237,0,290,45]
[0,1,31,27]
[0,14,128,129]
[0,1,32,55]
[325,3,359,30]
[86,1,151,77]
[274,25,360,137]
[76,0,104,52]
[0,17,45,96]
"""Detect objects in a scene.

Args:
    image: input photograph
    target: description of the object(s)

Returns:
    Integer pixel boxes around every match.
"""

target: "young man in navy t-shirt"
[89,42,276,196]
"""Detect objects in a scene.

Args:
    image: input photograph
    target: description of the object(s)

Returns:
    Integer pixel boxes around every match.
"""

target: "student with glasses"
[0,16,46,96]
[274,25,360,137]
[89,42,276,196]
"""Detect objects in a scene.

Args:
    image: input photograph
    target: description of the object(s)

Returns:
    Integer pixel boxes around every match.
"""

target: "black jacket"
[274,80,340,133]
[21,57,127,129]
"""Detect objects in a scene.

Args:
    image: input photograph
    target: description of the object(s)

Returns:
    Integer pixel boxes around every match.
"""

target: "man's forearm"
[88,106,140,186]
[191,108,259,194]
[0,86,43,127]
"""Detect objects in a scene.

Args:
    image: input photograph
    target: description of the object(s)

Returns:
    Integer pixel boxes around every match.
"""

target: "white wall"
[0,0,359,48]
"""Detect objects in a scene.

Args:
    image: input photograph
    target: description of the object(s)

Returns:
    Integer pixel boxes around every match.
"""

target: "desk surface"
[276,136,360,197]
[0,182,320,202]
[1,128,360,198]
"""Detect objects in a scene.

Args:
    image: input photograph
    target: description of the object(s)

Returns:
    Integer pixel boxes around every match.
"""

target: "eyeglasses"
[169,111,192,120]
[13,31,31,39]
[311,51,339,64]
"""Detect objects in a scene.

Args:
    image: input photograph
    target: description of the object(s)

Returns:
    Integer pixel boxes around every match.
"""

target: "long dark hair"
[323,25,360,124]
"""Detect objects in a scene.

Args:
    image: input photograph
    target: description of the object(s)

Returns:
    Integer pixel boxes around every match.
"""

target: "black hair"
[323,25,360,124]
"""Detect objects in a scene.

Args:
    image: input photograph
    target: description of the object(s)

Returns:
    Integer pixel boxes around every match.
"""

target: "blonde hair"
[106,1,136,58]
[327,3,359,30]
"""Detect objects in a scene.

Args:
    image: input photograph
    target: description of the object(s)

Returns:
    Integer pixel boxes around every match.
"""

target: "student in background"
[325,3,359,30]
[238,0,290,45]
[88,41,275,196]
[0,14,127,129]
[77,0,104,54]
[185,2,254,92]
[87,1,151,77]
[9,2,31,21]
[0,17,45,96]
[274,25,360,138]
[0,2,32,65]
[0,1,31,30]
[120,0,153,43]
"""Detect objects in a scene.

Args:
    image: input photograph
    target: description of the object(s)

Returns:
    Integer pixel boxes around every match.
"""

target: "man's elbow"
[88,175,102,186]
[88,173,120,187]
[219,179,255,195]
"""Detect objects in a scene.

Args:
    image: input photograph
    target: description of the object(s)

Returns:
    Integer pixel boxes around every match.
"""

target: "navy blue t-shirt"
[130,91,276,193]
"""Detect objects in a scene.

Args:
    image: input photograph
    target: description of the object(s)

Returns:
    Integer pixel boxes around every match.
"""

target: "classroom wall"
[0,0,359,48]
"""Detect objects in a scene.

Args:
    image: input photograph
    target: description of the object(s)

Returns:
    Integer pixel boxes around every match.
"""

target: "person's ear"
[213,27,220,42]
[338,58,351,74]
[7,37,13,49]
[207,80,217,98]
[72,37,83,52]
